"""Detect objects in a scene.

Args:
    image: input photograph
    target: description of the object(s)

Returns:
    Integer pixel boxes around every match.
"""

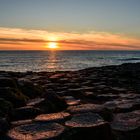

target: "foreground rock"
[11,106,42,121]
[35,112,71,123]
[67,103,112,121]
[65,112,113,140]
[0,87,27,107]
[63,96,81,106]
[0,77,17,88]
[17,78,44,99]
[0,118,9,135]
[104,98,140,113]
[11,119,33,127]
[34,92,67,113]
[111,110,140,140]
[7,122,65,140]
[0,98,13,118]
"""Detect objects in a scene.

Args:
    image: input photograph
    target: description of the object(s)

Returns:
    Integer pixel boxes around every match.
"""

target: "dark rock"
[0,118,9,134]
[111,110,140,140]
[63,83,81,89]
[25,93,67,114]
[27,98,56,114]
[81,86,95,91]
[119,93,140,99]
[83,91,98,100]
[35,112,71,123]
[65,112,113,140]
[0,98,13,118]
[68,88,83,95]
[83,91,94,96]
[7,122,65,140]
[12,106,42,121]
[17,78,44,98]
[95,94,119,101]
[0,77,17,88]
[0,87,27,107]
[38,92,67,113]
[31,98,55,113]
[104,99,140,113]
[110,87,127,92]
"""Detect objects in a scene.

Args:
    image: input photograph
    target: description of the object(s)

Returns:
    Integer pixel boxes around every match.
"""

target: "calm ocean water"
[0,50,140,72]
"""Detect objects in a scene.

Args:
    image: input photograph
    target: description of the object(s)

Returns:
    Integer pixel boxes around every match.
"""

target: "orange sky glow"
[0,27,140,50]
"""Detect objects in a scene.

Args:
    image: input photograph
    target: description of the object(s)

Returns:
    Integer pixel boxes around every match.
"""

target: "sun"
[47,42,58,49]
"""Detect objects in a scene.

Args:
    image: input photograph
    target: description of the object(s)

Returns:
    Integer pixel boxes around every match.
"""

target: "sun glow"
[47,42,58,49]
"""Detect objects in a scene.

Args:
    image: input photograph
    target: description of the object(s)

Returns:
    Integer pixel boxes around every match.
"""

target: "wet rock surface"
[35,112,71,123]
[65,112,105,128]
[0,62,140,139]
[111,110,140,140]
[67,103,104,114]
[64,112,112,140]
[7,122,65,140]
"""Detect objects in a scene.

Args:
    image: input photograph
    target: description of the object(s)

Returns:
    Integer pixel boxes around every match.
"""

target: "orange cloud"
[0,27,140,50]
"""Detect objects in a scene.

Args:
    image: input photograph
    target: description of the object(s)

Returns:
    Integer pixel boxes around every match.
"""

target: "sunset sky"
[0,0,140,50]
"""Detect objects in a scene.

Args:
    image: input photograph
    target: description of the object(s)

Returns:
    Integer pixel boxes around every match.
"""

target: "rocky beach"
[0,62,140,140]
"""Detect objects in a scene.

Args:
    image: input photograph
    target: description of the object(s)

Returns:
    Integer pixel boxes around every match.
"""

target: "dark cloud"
[0,38,46,43]
[58,40,140,49]
[0,37,140,49]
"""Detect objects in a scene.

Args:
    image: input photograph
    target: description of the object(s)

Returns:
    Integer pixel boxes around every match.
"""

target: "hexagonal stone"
[63,96,81,106]
[7,122,65,140]
[67,104,103,114]
[96,94,119,101]
[35,112,71,123]
[111,110,140,131]
[66,99,81,106]
[65,112,112,140]
[65,112,105,128]
[111,110,140,140]
[119,93,140,99]
[26,98,45,106]
[11,119,33,127]
[104,100,134,113]
[111,87,127,92]
[67,103,112,121]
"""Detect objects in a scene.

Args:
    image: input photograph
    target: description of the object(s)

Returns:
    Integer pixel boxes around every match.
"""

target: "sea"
[0,50,140,72]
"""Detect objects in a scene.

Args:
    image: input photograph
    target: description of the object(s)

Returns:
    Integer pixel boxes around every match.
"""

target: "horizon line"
[0,49,140,51]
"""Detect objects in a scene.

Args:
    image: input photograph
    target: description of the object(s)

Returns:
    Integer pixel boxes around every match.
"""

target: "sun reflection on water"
[46,51,58,70]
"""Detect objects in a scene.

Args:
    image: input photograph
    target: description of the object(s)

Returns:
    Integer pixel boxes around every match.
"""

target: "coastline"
[0,62,140,139]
